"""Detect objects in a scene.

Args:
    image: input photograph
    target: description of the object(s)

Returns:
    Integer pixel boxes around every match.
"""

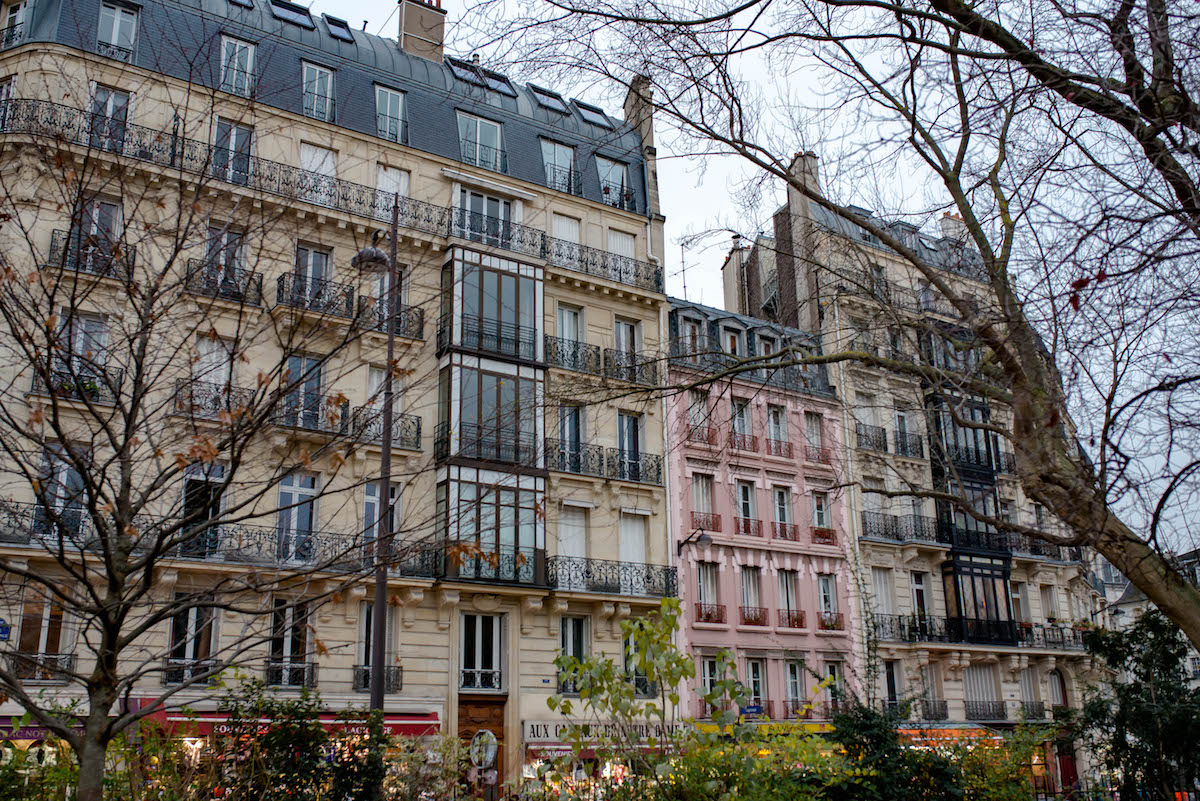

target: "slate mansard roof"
[25,0,651,217]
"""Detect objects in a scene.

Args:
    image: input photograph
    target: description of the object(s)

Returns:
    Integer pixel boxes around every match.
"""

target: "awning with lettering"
[153,710,440,737]
[898,727,1005,746]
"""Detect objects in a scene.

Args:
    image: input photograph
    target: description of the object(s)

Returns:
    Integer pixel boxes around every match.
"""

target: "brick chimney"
[398,0,446,63]
[940,211,969,243]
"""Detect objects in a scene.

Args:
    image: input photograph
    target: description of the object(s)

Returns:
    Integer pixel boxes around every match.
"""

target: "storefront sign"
[155,711,441,738]
[522,720,686,746]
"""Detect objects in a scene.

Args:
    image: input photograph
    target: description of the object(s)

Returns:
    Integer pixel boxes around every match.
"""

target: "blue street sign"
[0,618,10,642]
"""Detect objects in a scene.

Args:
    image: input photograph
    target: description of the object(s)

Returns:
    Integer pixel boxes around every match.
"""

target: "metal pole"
[369,193,400,711]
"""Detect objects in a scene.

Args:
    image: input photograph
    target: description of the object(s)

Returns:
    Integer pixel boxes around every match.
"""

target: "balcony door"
[213,118,252,185]
[283,354,323,430]
[202,225,245,295]
[37,447,87,544]
[298,143,337,207]
[168,597,213,681]
[457,188,511,247]
[16,590,66,680]
[268,599,310,686]
[618,513,647,594]
[613,318,638,354]
[276,472,317,562]
[88,85,129,153]
[460,262,535,359]
[557,506,586,590]
[558,405,582,471]
[181,463,223,557]
[460,612,503,689]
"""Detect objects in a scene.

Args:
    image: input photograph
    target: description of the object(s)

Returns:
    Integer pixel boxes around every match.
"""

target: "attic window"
[530,85,568,113]
[323,14,354,42]
[446,57,517,97]
[269,0,315,29]
[574,100,612,128]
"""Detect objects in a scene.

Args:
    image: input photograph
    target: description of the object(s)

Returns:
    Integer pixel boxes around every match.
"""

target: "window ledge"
[692,621,730,632]
[814,629,849,638]
[442,167,539,201]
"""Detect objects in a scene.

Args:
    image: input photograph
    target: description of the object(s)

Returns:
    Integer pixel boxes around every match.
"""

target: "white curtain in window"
[871,567,894,615]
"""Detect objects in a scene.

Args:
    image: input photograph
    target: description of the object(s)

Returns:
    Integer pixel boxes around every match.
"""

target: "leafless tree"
[465,0,1200,646]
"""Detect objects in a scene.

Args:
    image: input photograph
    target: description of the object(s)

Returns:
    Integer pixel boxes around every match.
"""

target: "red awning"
[153,710,440,738]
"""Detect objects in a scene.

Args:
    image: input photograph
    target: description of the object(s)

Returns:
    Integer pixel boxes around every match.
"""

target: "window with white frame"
[767,405,787,443]
[812,491,830,528]
[804,412,824,449]
[786,661,805,708]
[98,4,137,59]
[375,85,405,142]
[302,62,334,120]
[461,613,503,689]
[741,566,761,610]
[267,599,310,686]
[723,327,744,356]
[818,573,838,614]
[219,36,255,97]
[17,587,67,660]
[596,156,629,206]
[2,0,27,46]
[732,397,751,436]
[697,562,719,606]
[373,165,410,221]
[559,615,588,692]
[692,473,713,516]
[778,569,799,613]
[736,481,757,524]
[363,480,401,545]
[358,601,396,687]
[773,487,792,525]
[746,659,766,705]
[458,113,504,171]
[541,139,576,193]
[167,594,213,681]
[701,656,719,694]
[871,567,894,615]
[276,472,317,562]
[213,118,252,184]
[688,389,709,427]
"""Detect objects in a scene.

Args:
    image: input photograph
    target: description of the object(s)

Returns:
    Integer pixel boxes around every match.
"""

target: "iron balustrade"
[1008,534,1063,560]
[735,517,763,537]
[352,664,403,693]
[275,274,355,318]
[457,316,538,360]
[445,544,545,586]
[691,511,721,531]
[739,606,768,626]
[351,406,422,450]
[1016,624,1086,651]
[603,348,659,385]
[461,668,503,690]
[265,660,318,688]
[782,699,811,719]
[302,93,335,122]
[964,700,1008,721]
[772,521,800,541]
[862,511,902,540]
[1020,701,1047,720]
[0,501,101,549]
[162,657,218,685]
[811,527,838,546]
[836,269,893,303]
[48,228,136,279]
[766,438,793,458]
[453,209,544,259]
[599,179,637,212]
[544,439,605,477]
[856,423,888,451]
[941,441,992,469]
[460,141,508,173]
[544,335,602,374]
[376,112,408,144]
[695,603,726,624]
[544,164,581,195]
[729,431,758,451]
[805,445,833,464]
[0,100,665,292]
[96,40,133,62]
[778,609,806,628]
[356,296,425,339]
[629,673,659,698]
[894,431,925,458]
[918,699,949,721]
[903,515,945,543]
[817,612,845,631]
[685,424,719,446]
[173,379,256,421]
[606,449,663,485]
[453,422,539,465]
[951,616,1017,644]
[272,392,351,436]
[8,653,74,683]
[31,365,123,405]
[545,556,677,597]
[996,451,1017,474]
[1,22,24,48]
[944,524,1010,552]
[185,258,264,305]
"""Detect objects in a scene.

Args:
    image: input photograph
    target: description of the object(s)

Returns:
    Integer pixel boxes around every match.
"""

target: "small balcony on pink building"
[691,511,721,531]
[817,612,845,631]
[771,520,801,541]
[765,437,793,458]
[695,602,727,624]
[811,526,838,546]
[735,517,763,537]
[729,431,758,452]
[778,609,806,629]
[685,423,719,447]
[738,605,769,626]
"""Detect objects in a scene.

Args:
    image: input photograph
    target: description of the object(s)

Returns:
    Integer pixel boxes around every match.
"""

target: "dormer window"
[458,113,505,173]
[323,14,353,42]
[723,327,743,357]
[446,57,517,97]
[541,140,577,194]
[597,156,633,211]
[530,85,568,113]
[574,100,612,128]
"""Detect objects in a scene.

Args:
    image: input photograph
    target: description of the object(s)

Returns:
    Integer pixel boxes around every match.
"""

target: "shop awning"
[898,727,1006,746]
[153,710,440,738]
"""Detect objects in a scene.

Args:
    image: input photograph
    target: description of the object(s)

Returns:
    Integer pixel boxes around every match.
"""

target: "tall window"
[2,0,27,46]
[818,574,838,614]
[731,398,751,436]
[736,481,757,532]
[167,594,213,682]
[786,662,805,710]
[16,588,68,680]
[363,481,400,545]
[812,491,830,528]
[448,481,540,583]
[701,657,719,695]
[375,85,405,142]
[302,62,334,120]
[219,36,255,97]
[617,411,641,459]
[358,602,396,684]
[613,317,639,353]
[559,616,588,691]
[746,659,766,705]
[872,567,894,615]
[697,562,719,606]
[58,311,108,376]
[691,473,713,516]
[596,156,629,205]
[912,572,929,618]
[541,139,576,192]
[458,113,504,171]
[1010,581,1028,622]
[281,352,325,430]
[213,118,252,184]
[373,165,409,221]
[180,463,223,557]
[276,472,317,562]
[740,567,762,622]
[778,570,799,613]
[723,327,744,356]
[97,4,137,60]
[1040,585,1058,620]
[298,143,337,206]
[558,304,582,342]
[461,613,503,689]
[89,85,129,152]
[459,258,536,358]
[767,405,787,443]
[773,487,792,524]
[804,412,824,449]
[459,368,538,462]
[38,447,87,539]
[884,661,902,705]
[268,599,310,686]
[688,389,709,427]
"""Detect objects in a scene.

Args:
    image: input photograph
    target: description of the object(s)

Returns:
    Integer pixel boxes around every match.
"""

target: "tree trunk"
[75,732,108,801]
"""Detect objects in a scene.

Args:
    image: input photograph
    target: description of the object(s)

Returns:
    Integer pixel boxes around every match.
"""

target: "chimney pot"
[472,53,481,64]
[398,0,446,62]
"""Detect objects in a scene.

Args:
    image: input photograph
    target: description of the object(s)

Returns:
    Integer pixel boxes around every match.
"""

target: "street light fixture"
[677,528,713,556]
[352,194,400,713]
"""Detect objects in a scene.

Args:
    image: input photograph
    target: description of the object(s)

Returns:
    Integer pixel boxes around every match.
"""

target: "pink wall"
[667,371,856,720]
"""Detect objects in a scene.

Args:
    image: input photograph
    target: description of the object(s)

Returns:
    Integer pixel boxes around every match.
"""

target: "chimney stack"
[398,0,446,63]
[940,211,970,243]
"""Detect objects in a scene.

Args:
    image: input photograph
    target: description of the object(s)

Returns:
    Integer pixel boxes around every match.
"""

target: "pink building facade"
[666,298,856,723]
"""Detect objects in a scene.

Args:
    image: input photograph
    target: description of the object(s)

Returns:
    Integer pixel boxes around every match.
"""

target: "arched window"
[1048,668,1068,708]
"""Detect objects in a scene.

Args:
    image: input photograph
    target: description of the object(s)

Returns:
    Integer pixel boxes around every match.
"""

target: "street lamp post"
[352,194,401,713]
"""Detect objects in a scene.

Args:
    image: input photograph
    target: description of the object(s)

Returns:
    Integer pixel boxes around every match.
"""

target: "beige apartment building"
[722,154,1108,788]
[0,0,673,786]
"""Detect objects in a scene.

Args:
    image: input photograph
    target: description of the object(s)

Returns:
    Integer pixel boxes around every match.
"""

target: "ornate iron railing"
[456,316,538,360]
[351,406,422,450]
[856,423,888,451]
[685,424,719,446]
[302,92,335,123]
[452,209,545,259]
[817,612,845,631]
[1,22,24,49]
[691,511,721,531]
[918,699,949,721]
[735,517,762,537]
[1016,624,1086,651]
[48,228,136,279]
[964,700,1008,721]
[162,657,218,685]
[446,545,544,585]
[96,40,134,62]
[460,141,508,173]
[940,441,992,469]
[356,297,425,339]
[544,335,602,374]
[996,450,1017,473]
[275,274,355,318]
[944,524,1010,552]
[173,379,256,421]
[544,439,605,477]
[811,527,838,546]
[271,392,351,436]
[543,236,663,291]
[606,449,663,485]
[805,445,833,464]
[894,431,925,458]
[265,660,318,688]
[376,112,408,144]
[461,668,503,690]
[729,431,758,451]
[451,422,539,465]
[772,521,800,541]
[861,510,902,540]
[352,664,403,693]
[599,179,637,212]
[695,603,726,623]
[544,164,581,195]
[546,556,677,597]
[778,609,806,628]
[1020,701,1047,720]
[603,348,659,386]
[739,606,768,626]
[7,652,74,683]
[185,258,264,305]
[766,438,793,458]
[31,365,123,405]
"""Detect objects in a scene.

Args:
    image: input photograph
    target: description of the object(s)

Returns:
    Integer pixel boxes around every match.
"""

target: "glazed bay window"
[450,480,541,583]
[267,599,313,687]
[541,139,577,193]
[458,113,505,171]
[302,62,334,121]
[458,367,538,463]
[219,36,255,97]
[461,613,503,689]
[375,85,406,143]
[97,3,137,61]
[943,556,1015,643]
[459,259,536,358]
[165,596,213,683]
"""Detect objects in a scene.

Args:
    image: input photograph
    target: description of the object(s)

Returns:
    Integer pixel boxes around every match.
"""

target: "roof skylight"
[323,14,354,42]
[269,0,315,29]
[530,85,569,113]
[445,57,517,97]
[573,99,613,128]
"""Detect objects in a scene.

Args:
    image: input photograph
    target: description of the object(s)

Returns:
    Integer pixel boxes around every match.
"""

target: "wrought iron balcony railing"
[376,112,408,144]
[96,40,134,62]
[739,605,768,626]
[606,449,663,485]
[778,609,806,628]
[939,441,992,469]
[543,236,663,292]
[265,660,318,688]
[1020,701,1047,720]
[996,450,1017,474]
[461,668,503,690]
[729,431,758,451]
[352,664,403,693]
[452,209,545,259]
[695,603,726,624]
[817,612,845,631]
[735,517,762,537]
[454,316,539,361]
[685,423,719,446]
[772,521,800,541]
[805,445,833,464]
[162,657,218,685]
[446,422,539,465]
[856,423,888,451]
[173,379,256,421]
[31,365,123,405]
[444,544,545,586]
[7,652,74,683]
[766,438,793,458]
[48,229,136,279]
[603,348,659,386]
[543,163,582,195]
[460,141,508,173]
[544,439,605,477]
[964,700,1008,721]
[1,22,24,49]
[275,274,355,319]
[544,335,602,374]
[1016,623,1086,651]
[599,179,637,212]
[691,511,721,531]
[185,258,264,305]
[918,699,949,721]
[546,556,677,597]
[272,392,351,436]
[811,527,838,545]
[302,93,335,122]
[894,431,925,458]
[861,510,902,540]
[356,297,425,340]
[782,699,812,719]
[351,406,422,450]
